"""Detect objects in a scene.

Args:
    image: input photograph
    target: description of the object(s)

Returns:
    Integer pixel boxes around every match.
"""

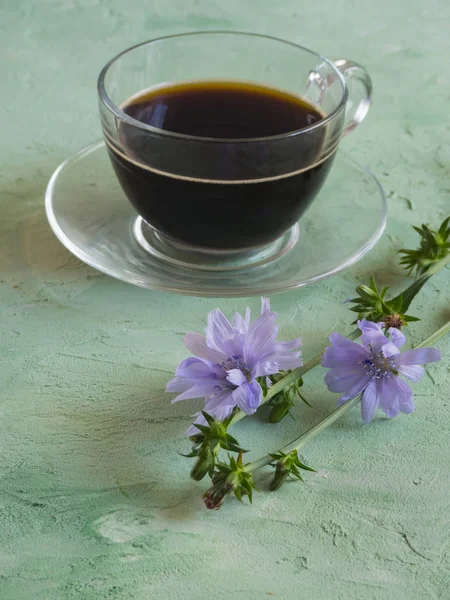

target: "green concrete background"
[1,1,449,598]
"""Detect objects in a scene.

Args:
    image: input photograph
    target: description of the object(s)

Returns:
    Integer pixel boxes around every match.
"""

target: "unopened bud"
[269,395,292,423]
[203,490,225,510]
[190,450,214,481]
[269,466,290,491]
[269,403,290,423]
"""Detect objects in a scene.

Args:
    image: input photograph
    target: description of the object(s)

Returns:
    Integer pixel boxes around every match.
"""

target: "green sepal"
[438,216,450,240]
[269,450,315,491]
[179,450,200,459]
[398,216,450,277]
[201,410,216,426]
[203,452,258,509]
[348,274,421,327]
[391,275,430,313]
[183,409,246,482]
[193,423,211,434]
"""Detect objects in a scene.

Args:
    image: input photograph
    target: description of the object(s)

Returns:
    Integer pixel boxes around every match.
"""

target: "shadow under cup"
[98,32,370,266]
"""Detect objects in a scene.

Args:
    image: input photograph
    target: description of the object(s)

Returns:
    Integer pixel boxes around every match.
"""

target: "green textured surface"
[1,1,449,599]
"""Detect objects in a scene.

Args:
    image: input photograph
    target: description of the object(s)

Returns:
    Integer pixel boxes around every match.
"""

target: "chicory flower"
[166,298,302,433]
[322,319,441,422]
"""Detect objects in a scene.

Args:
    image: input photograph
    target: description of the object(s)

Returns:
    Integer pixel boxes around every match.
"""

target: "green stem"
[248,396,361,472]
[246,319,450,474]
[229,328,360,428]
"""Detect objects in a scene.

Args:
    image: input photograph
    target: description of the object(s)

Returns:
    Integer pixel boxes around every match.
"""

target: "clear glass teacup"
[98,32,372,267]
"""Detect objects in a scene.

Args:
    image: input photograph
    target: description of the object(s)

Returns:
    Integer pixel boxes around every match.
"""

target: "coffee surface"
[122,80,324,139]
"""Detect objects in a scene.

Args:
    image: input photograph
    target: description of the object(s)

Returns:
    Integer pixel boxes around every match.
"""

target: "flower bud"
[269,399,291,423]
[190,449,215,481]
[269,466,290,491]
[269,450,315,491]
[203,452,257,509]
[203,489,225,510]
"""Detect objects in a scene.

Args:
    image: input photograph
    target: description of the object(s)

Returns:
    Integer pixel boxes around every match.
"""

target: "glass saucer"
[45,141,387,297]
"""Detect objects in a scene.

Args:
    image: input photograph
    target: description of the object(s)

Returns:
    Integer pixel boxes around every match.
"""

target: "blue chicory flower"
[166,298,302,434]
[322,319,441,423]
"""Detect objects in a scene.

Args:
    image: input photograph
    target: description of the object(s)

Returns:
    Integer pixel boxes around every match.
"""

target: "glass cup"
[98,32,372,268]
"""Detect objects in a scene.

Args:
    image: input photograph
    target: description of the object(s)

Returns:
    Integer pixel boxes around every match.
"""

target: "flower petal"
[243,310,279,367]
[226,368,247,386]
[358,320,383,339]
[270,352,302,371]
[381,341,400,358]
[389,327,406,348]
[171,382,222,403]
[398,387,414,414]
[253,360,279,378]
[232,306,252,333]
[184,332,225,362]
[397,364,425,382]
[246,381,263,411]
[210,403,236,422]
[231,385,248,412]
[261,297,271,313]
[361,379,380,423]
[231,381,262,414]
[322,345,368,368]
[394,348,441,366]
[377,376,400,418]
[232,312,247,333]
[175,357,223,379]
[358,319,383,333]
[204,389,236,413]
[325,365,368,393]
[220,334,246,360]
[337,372,372,403]
[273,338,303,352]
[206,309,237,353]
[255,339,303,371]
[389,377,414,414]
[358,320,389,350]
[166,376,193,393]
[329,331,364,350]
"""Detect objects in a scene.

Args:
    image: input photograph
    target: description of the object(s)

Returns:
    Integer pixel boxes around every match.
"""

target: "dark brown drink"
[107,81,334,249]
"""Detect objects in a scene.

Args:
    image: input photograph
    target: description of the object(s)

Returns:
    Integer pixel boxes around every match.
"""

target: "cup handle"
[333,59,373,137]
